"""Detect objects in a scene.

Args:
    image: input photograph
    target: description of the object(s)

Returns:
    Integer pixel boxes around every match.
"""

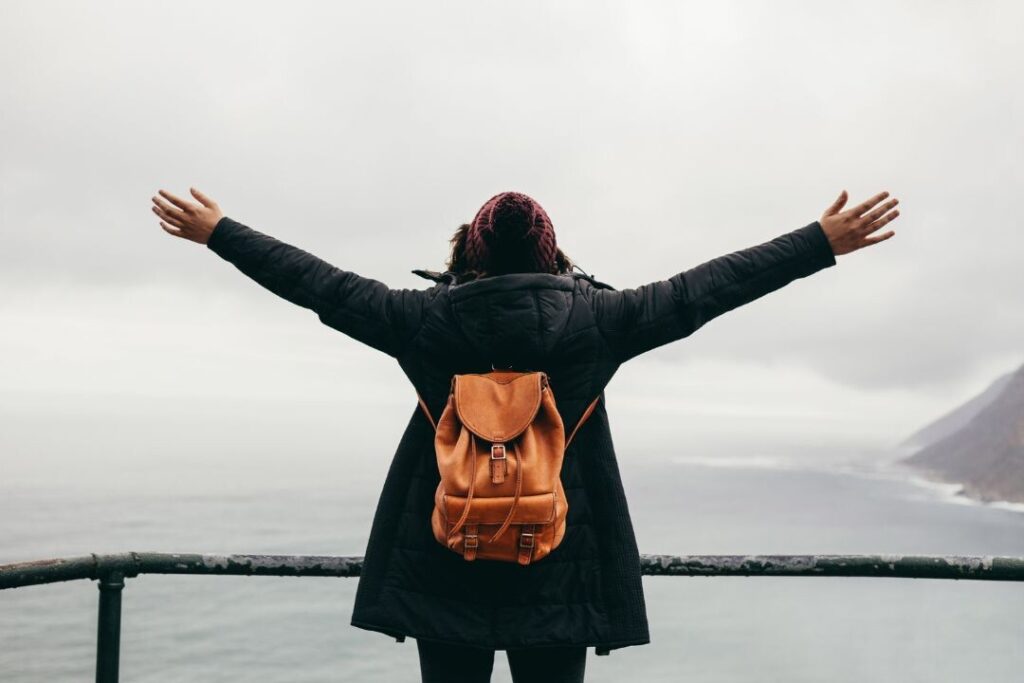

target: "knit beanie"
[464,191,558,275]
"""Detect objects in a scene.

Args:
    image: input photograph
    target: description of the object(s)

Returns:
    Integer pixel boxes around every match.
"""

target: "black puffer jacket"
[206,216,837,655]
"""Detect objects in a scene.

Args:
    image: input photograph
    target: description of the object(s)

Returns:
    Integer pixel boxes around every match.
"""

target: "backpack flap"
[452,372,545,442]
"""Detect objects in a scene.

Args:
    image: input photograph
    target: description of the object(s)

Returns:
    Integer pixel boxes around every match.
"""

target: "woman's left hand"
[151,187,224,245]
[818,189,899,257]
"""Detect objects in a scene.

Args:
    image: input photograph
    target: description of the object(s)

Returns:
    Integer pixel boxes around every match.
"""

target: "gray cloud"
[2,0,1022,450]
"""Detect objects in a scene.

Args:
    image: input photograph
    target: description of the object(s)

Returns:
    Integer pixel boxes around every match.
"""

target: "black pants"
[416,638,587,683]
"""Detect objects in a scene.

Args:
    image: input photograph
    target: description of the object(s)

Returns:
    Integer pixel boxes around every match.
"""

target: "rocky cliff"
[903,363,1024,504]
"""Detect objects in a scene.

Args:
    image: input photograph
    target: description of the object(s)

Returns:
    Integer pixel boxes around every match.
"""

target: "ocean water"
[2,444,1023,682]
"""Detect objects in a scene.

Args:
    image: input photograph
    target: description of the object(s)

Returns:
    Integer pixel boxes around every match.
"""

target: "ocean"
[2,437,1023,682]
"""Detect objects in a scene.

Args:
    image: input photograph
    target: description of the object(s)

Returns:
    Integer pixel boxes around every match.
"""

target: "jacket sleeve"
[588,220,837,363]
[206,216,428,358]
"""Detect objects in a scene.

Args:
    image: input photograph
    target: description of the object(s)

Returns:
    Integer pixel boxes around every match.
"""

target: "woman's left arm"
[151,187,427,359]
[586,189,900,364]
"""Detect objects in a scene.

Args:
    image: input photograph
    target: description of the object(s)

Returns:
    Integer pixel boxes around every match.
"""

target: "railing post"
[95,571,124,683]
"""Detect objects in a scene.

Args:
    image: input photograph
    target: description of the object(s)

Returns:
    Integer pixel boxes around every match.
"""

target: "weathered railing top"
[3,552,1024,590]
[4,551,1022,682]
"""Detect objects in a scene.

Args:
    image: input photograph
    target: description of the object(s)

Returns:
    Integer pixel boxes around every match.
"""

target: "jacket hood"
[448,272,574,368]
[411,269,614,369]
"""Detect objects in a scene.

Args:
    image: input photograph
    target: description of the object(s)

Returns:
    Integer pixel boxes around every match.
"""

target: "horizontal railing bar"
[639,554,1024,580]
[1,553,1022,591]
[0,553,363,589]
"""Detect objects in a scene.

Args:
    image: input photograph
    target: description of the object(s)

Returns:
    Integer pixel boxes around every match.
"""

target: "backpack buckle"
[463,524,479,561]
[490,443,506,460]
[517,524,537,565]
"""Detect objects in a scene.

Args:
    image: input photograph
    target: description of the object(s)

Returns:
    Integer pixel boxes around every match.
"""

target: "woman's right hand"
[819,189,900,256]
[151,187,224,245]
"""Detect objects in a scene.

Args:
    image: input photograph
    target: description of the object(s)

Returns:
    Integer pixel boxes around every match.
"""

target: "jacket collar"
[411,268,616,292]
[410,268,457,285]
[448,272,575,300]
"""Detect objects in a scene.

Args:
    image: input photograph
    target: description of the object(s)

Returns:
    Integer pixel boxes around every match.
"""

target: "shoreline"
[894,463,1024,514]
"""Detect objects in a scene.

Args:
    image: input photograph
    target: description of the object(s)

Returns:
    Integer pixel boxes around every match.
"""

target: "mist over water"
[3,408,1022,682]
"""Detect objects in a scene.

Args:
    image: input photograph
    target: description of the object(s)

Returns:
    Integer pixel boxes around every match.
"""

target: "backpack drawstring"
[446,432,478,546]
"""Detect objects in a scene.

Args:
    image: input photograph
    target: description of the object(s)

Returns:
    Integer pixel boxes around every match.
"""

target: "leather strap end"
[463,523,479,561]
[517,524,535,565]
[490,443,507,484]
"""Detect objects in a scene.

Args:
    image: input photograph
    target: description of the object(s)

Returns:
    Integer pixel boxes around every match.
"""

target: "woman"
[151,188,899,683]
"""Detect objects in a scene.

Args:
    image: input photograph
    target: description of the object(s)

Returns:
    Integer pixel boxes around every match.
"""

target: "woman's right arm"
[588,190,899,364]
[151,187,429,359]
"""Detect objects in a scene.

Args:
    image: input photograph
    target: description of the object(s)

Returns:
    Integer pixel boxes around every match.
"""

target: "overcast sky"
[2,1,1022,484]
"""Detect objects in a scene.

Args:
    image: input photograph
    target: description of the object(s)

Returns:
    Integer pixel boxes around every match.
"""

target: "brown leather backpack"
[416,370,599,566]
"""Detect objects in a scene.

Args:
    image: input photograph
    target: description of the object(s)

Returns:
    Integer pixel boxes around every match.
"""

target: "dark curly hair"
[444,222,578,284]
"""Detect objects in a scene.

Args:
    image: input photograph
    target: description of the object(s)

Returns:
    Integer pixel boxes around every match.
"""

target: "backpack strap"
[417,393,437,430]
[417,391,599,447]
[565,395,600,449]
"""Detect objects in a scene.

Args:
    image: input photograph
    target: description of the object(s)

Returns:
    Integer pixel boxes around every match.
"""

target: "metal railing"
[3,552,1023,682]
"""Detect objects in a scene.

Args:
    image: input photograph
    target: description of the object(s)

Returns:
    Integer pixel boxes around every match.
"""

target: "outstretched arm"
[151,187,427,359]
[589,189,900,363]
